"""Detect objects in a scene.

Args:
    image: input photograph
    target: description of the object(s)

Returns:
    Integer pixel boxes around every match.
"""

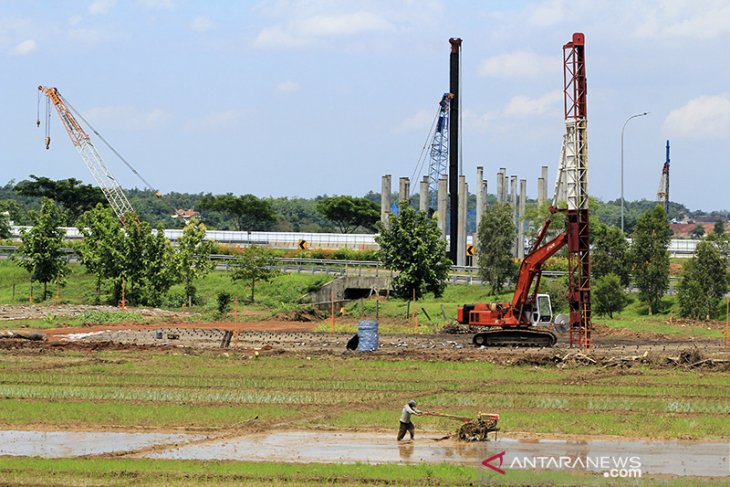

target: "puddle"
[149,431,730,477]
[0,430,206,457]
[1,429,726,477]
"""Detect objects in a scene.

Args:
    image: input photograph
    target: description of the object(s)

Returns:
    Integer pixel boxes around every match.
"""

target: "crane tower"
[657,140,670,214]
[426,93,452,210]
[560,33,591,347]
[38,86,135,220]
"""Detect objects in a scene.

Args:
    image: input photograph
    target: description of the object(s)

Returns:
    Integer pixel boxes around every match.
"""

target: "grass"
[0,457,478,486]
[0,456,722,486]
[0,350,728,440]
[1,258,726,341]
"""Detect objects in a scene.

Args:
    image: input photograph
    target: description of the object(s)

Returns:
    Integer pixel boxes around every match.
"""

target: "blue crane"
[427,93,453,210]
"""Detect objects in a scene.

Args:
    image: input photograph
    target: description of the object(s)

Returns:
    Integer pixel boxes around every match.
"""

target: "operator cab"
[531,294,553,326]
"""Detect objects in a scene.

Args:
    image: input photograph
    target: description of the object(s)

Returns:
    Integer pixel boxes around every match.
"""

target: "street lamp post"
[621,112,649,233]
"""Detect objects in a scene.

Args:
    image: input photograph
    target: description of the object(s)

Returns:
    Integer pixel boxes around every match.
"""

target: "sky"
[1,0,729,212]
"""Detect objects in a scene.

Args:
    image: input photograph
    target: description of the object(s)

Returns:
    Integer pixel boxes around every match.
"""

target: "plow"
[426,411,500,442]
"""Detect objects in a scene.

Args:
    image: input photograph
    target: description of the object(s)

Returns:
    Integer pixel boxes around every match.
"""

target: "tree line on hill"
[1,177,726,237]
[3,177,729,321]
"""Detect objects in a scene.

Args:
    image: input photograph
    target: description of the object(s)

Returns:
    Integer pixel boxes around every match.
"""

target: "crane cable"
[36,91,51,143]
[410,106,441,184]
[60,94,161,197]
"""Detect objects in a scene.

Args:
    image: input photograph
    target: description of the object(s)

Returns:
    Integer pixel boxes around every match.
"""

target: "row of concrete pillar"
[380,166,550,265]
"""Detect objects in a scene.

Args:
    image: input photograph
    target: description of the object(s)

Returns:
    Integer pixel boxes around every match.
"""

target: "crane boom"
[657,140,670,214]
[38,86,135,220]
[427,93,452,210]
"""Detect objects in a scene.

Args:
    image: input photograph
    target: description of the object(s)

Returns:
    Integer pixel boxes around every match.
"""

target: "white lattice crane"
[37,86,138,220]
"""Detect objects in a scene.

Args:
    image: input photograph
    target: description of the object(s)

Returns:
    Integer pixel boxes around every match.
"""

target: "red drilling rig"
[457,33,592,348]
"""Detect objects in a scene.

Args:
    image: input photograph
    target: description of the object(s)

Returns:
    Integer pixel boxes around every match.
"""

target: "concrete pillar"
[502,169,510,203]
[537,177,546,206]
[496,170,504,203]
[510,176,517,212]
[475,166,484,230]
[511,175,517,257]
[475,179,487,259]
[481,180,488,209]
[398,177,410,205]
[518,179,526,259]
[419,176,429,213]
[539,165,548,205]
[457,175,467,266]
[437,177,448,238]
[381,175,391,226]
[500,168,507,202]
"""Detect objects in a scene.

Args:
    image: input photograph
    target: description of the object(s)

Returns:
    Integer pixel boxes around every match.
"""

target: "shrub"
[593,274,628,318]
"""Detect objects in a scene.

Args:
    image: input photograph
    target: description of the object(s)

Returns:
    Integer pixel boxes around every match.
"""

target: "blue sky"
[2,0,729,211]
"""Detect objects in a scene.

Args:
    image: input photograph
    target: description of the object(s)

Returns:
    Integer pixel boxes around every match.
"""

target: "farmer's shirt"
[400,404,421,423]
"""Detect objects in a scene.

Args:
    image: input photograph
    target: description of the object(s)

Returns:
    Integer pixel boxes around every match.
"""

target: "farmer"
[397,400,426,441]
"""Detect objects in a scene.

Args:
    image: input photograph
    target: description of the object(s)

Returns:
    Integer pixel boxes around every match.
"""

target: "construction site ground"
[1,304,729,485]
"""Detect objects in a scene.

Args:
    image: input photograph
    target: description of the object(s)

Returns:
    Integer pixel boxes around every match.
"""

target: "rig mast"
[561,33,591,347]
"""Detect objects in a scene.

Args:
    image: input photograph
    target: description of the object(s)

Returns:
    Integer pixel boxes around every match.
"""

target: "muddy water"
[0,430,206,457]
[1,430,727,477]
[149,431,730,477]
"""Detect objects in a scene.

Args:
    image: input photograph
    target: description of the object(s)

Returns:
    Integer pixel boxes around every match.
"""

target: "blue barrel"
[357,320,379,352]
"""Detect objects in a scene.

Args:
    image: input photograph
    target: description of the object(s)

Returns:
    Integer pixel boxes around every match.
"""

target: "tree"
[174,218,214,305]
[121,217,157,304]
[593,274,628,318]
[230,246,279,303]
[631,205,671,314]
[375,204,451,299]
[199,193,277,231]
[591,222,631,287]
[677,240,728,320]
[141,224,176,306]
[0,211,10,239]
[316,195,380,233]
[476,203,516,293]
[713,219,725,236]
[691,224,705,239]
[77,204,126,303]
[14,198,68,299]
[14,175,105,223]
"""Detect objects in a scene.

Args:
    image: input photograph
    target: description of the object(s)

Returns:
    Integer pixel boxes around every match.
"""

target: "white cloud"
[186,110,246,131]
[632,0,730,40]
[503,91,562,118]
[527,0,570,27]
[393,109,435,134]
[663,95,730,139]
[137,0,174,10]
[254,11,392,49]
[276,80,300,93]
[89,0,116,15]
[478,51,559,79]
[397,90,560,135]
[190,16,215,33]
[84,106,169,130]
[461,109,500,133]
[9,39,36,56]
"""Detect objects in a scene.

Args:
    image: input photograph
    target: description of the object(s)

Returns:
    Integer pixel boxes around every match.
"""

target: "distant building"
[171,209,200,221]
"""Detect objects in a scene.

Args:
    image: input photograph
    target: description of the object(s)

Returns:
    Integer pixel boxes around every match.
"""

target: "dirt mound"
[272,308,325,322]
[678,348,704,365]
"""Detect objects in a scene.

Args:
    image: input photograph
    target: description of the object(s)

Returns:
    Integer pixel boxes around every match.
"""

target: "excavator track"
[472,328,557,348]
